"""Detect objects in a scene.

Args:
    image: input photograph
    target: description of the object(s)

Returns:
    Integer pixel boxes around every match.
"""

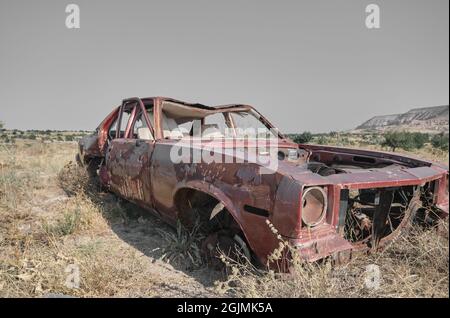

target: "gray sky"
[0,0,448,133]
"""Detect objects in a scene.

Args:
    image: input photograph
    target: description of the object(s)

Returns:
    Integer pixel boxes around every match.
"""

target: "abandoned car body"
[78,97,449,267]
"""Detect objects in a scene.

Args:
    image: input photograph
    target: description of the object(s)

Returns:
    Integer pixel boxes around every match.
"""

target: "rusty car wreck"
[78,97,449,268]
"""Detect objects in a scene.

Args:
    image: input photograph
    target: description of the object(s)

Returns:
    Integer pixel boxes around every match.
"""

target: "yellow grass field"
[0,140,448,297]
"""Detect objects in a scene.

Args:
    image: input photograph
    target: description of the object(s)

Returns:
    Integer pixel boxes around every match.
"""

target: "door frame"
[106,97,157,209]
[119,97,155,139]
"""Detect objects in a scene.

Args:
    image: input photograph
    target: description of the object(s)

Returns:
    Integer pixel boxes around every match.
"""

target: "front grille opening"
[342,186,417,247]
[414,181,443,227]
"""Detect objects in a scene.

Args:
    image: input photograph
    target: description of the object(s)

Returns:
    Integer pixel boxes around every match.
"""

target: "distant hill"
[355,105,449,133]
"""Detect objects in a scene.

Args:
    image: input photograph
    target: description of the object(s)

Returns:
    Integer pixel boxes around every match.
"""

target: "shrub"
[411,132,429,149]
[329,131,338,137]
[431,133,449,151]
[45,208,81,236]
[155,221,204,269]
[316,135,327,145]
[292,132,313,144]
[58,161,95,196]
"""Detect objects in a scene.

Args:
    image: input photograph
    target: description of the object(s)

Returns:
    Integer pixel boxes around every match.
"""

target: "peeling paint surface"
[78,97,449,266]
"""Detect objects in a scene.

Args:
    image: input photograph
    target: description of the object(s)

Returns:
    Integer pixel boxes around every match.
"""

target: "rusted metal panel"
[79,96,450,268]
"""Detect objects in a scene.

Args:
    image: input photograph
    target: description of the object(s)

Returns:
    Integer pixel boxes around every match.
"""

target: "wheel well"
[174,188,242,235]
[174,188,261,267]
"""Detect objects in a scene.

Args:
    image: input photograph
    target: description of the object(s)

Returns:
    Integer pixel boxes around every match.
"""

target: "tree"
[382,131,429,152]
[383,132,407,152]
[411,132,429,149]
[292,131,313,144]
[0,121,4,129]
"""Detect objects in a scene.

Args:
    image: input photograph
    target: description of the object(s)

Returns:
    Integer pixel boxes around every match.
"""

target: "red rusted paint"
[79,97,449,268]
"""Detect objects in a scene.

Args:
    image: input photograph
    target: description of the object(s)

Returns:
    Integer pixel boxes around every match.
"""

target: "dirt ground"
[0,141,223,297]
[0,140,448,297]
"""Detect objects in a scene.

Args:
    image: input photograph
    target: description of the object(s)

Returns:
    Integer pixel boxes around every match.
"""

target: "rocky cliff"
[355,105,449,133]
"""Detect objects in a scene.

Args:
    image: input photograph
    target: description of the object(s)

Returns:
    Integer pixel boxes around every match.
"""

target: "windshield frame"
[169,109,283,141]
[157,98,286,141]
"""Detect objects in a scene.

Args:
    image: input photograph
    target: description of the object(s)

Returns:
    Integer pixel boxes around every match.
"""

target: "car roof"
[140,96,254,111]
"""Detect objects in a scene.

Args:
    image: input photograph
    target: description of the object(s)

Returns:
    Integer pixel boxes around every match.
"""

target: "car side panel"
[106,139,154,208]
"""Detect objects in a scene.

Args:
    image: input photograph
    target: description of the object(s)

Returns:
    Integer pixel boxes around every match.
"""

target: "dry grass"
[216,221,449,298]
[0,140,448,298]
[309,134,449,165]
[361,144,448,166]
[155,221,204,269]
[0,141,213,297]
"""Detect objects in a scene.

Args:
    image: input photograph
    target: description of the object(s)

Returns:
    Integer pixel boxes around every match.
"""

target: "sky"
[0,0,448,133]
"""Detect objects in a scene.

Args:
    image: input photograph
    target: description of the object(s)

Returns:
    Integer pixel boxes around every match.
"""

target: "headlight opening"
[301,186,328,227]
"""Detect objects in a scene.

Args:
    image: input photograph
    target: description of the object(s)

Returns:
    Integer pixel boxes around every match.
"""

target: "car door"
[105,98,156,209]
